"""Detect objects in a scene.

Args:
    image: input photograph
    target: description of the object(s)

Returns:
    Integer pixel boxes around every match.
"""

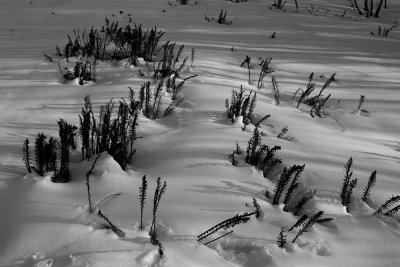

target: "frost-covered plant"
[139,175,148,230]
[277,227,287,248]
[149,177,167,237]
[22,138,32,174]
[197,212,255,241]
[361,170,377,202]
[225,86,256,124]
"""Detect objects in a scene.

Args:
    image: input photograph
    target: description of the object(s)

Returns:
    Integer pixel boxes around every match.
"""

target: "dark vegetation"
[370,25,396,37]
[205,9,232,25]
[293,73,336,117]
[225,86,257,124]
[197,212,256,243]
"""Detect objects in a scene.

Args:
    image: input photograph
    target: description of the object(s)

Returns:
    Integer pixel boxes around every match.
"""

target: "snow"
[1,0,400,266]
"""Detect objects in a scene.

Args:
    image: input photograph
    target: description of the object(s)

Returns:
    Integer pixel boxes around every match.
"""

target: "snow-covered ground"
[1,0,400,266]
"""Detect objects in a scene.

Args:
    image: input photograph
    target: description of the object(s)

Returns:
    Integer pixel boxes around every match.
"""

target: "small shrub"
[292,211,324,243]
[191,47,196,68]
[34,133,47,176]
[53,119,76,183]
[197,211,255,242]
[79,95,94,160]
[253,198,261,218]
[277,126,288,139]
[225,86,256,124]
[60,57,96,85]
[244,127,282,177]
[340,158,358,211]
[288,214,308,231]
[245,126,263,164]
[293,72,315,108]
[361,170,377,202]
[295,73,335,117]
[217,9,232,25]
[61,20,165,62]
[271,74,280,104]
[240,55,251,84]
[139,175,148,229]
[272,165,304,205]
[277,227,287,248]
[149,177,167,237]
[205,9,232,25]
[282,164,305,210]
[356,95,365,114]
[374,195,400,216]
[307,73,336,117]
[257,57,272,89]
[22,138,32,174]
[293,194,313,216]
[272,0,287,10]
[154,42,185,79]
[85,154,101,213]
[97,209,126,237]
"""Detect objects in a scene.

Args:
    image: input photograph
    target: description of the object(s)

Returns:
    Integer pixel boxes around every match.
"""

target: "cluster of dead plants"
[370,25,396,37]
[244,126,283,178]
[59,19,165,62]
[152,42,198,99]
[225,86,257,124]
[55,18,166,85]
[22,120,77,183]
[204,9,232,25]
[293,72,336,117]
[352,0,388,18]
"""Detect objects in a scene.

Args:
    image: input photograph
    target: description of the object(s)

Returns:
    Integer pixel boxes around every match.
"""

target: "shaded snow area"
[1,0,400,266]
